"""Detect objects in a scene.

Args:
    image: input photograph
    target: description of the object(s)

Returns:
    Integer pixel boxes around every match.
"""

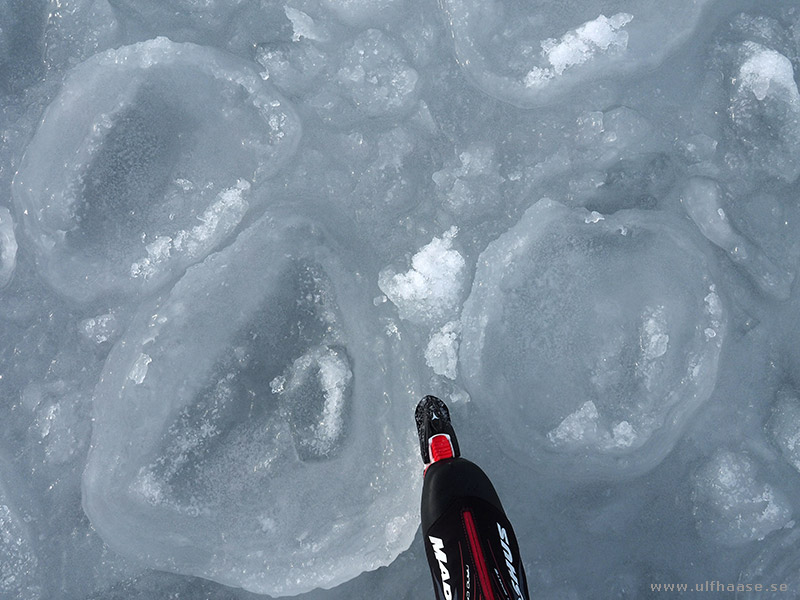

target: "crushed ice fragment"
[128,354,152,384]
[585,210,605,224]
[425,321,461,380]
[78,312,119,344]
[540,13,633,77]
[379,226,465,325]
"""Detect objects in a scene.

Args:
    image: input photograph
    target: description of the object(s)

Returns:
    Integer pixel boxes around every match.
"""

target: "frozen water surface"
[2,0,800,598]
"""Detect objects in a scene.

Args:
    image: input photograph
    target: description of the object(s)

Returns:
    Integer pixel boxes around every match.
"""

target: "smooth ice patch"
[739,528,800,598]
[0,207,17,288]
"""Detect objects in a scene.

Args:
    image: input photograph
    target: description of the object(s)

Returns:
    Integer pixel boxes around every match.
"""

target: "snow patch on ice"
[277,346,353,456]
[548,401,639,450]
[525,13,633,87]
[131,180,250,280]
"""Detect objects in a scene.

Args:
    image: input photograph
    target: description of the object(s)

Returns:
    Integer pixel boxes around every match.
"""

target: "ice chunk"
[680,177,794,300]
[0,207,17,288]
[738,44,797,102]
[256,39,328,95]
[425,320,461,379]
[128,180,251,281]
[432,143,505,221]
[728,42,800,183]
[438,0,711,107]
[259,27,418,128]
[82,211,421,596]
[336,29,419,118]
[285,6,328,42]
[547,401,601,447]
[127,354,152,385]
[379,227,466,325]
[79,312,120,346]
[12,38,301,304]
[535,13,633,80]
[460,199,725,479]
[0,481,40,600]
[692,451,792,546]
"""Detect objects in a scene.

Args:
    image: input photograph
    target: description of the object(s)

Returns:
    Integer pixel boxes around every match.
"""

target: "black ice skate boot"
[416,395,530,600]
[415,394,461,467]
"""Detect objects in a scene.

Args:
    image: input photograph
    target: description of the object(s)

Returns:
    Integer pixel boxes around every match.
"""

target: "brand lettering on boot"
[429,536,452,600]
[497,524,524,600]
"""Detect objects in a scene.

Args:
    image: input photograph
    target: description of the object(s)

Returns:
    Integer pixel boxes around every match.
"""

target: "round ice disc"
[460,199,725,480]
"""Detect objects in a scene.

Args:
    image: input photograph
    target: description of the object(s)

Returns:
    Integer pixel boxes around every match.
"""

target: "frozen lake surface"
[2,0,800,598]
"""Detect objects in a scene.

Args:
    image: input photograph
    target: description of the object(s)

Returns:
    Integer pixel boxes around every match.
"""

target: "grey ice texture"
[1,0,800,599]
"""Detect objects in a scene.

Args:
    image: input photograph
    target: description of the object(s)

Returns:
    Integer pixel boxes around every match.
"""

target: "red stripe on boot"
[463,509,497,600]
